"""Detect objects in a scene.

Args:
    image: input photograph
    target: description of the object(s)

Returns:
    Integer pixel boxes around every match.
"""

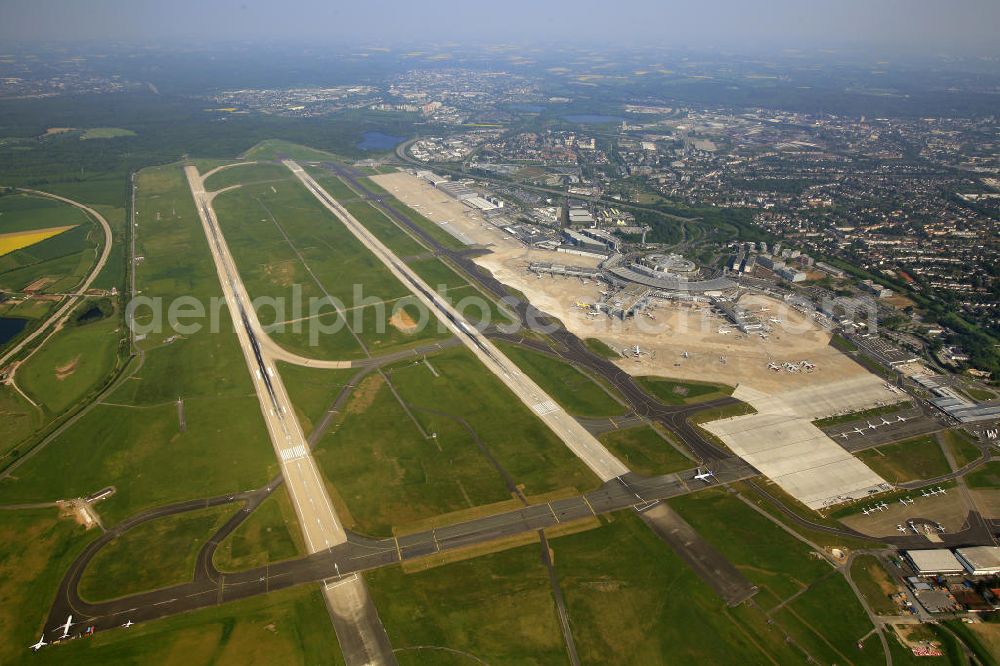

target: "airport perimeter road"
[186,167,396,665]
[286,160,630,483]
[0,189,113,369]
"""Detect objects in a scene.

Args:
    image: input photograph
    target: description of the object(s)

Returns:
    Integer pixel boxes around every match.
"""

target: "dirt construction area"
[373,171,906,509]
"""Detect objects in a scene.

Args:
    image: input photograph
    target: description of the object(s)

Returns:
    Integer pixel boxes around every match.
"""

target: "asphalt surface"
[45,461,761,635]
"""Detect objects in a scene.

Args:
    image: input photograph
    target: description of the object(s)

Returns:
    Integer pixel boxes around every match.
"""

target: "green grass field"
[496,341,626,417]
[242,139,343,163]
[278,363,358,437]
[49,586,344,665]
[670,491,886,664]
[213,489,304,572]
[552,512,774,664]
[583,337,619,359]
[366,541,566,665]
[635,375,734,405]
[17,305,123,415]
[202,161,295,192]
[857,435,952,483]
[598,425,693,476]
[79,504,234,601]
[850,554,900,615]
[0,383,42,459]
[966,461,1000,489]
[0,165,277,524]
[941,428,982,469]
[0,509,95,665]
[314,346,601,535]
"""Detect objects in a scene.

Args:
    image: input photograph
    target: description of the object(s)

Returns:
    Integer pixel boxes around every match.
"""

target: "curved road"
[0,188,114,369]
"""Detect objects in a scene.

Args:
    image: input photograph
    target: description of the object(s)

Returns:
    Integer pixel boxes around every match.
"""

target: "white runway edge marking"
[533,400,559,416]
[324,573,359,590]
[279,444,308,461]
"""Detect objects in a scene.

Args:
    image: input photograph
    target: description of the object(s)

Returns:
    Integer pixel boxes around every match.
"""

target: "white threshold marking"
[279,444,307,461]
[533,400,559,416]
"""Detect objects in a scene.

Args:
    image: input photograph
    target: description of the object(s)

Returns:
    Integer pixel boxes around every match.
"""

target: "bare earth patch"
[389,308,418,334]
[54,355,80,381]
[344,374,384,416]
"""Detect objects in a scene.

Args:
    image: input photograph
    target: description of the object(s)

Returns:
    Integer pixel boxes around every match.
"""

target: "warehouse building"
[904,549,966,576]
[956,547,1000,576]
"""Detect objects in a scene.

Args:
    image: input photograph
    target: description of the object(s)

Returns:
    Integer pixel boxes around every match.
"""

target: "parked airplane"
[122,620,134,628]
[693,468,715,483]
[29,635,47,651]
[936,524,946,533]
[840,432,849,439]
[908,521,920,534]
[867,422,879,430]
[768,361,781,372]
[896,415,908,423]
[853,427,866,436]
[881,418,894,426]
[896,524,907,533]
[768,317,783,324]
[862,507,872,516]
[53,615,74,639]
[718,327,732,335]
[899,497,914,506]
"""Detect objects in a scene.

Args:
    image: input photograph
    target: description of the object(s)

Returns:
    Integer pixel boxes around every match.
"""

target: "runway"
[182,167,393,664]
[286,160,630,483]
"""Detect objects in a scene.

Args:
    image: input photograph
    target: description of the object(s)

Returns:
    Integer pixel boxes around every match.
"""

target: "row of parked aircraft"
[29,615,135,651]
[896,521,946,535]
[837,415,909,438]
[767,359,816,373]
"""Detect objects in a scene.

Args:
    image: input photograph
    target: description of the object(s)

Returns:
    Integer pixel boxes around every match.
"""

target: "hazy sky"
[2,0,999,54]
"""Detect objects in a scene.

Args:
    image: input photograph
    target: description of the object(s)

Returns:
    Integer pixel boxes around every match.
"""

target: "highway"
[184,167,395,665]
[286,160,631,482]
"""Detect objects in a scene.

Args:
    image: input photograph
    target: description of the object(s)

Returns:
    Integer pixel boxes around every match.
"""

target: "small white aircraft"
[840,432,849,439]
[896,524,907,533]
[900,497,914,506]
[880,418,895,426]
[768,317,783,324]
[53,615,74,639]
[862,507,872,516]
[853,427,866,436]
[717,327,732,335]
[768,361,781,372]
[936,524,946,533]
[935,486,947,495]
[29,635,47,651]
[122,620,134,628]
[877,501,888,511]
[908,521,920,534]
[867,422,879,430]
[693,468,715,483]
[896,415,908,423]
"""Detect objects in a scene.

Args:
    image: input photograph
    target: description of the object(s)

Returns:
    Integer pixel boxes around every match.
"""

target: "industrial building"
[955,546,1000,575]
[715,299,765,333]
[904,549,966,576]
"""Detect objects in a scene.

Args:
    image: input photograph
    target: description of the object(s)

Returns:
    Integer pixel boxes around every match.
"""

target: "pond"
[357,132,406,151]
[0,316,27,346]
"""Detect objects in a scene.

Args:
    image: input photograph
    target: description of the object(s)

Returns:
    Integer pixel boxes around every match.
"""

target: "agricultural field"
[0,193,97,294]
[79,127,137,140]
[0,383,42,459]
[857,435,952,484]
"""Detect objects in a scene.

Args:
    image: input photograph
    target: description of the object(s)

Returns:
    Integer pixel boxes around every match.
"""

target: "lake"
[0,316,27,346]
[562,114,624,124]
[357,132,406,151]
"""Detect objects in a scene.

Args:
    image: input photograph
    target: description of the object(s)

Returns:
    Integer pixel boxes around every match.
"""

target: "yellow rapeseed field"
[0,225,77,257]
